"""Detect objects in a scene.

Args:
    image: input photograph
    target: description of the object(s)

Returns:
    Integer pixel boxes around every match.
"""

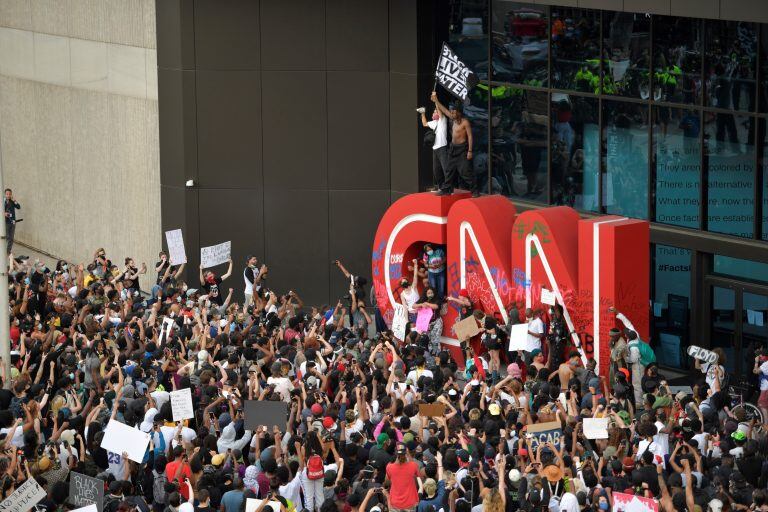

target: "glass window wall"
[491,1,548,86]
[602,12,650,99]
[551,8,601,92]
[603,100,649,218]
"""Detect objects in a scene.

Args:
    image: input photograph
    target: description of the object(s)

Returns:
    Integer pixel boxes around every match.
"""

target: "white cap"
[708,499,723,512]
[508,469,522,483]
[197,349,208,362]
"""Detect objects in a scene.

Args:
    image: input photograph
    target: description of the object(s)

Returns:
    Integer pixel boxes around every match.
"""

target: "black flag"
[435,43,474,101]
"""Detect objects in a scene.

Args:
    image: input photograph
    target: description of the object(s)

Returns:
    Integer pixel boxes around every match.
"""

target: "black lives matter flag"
[435,43,474,101]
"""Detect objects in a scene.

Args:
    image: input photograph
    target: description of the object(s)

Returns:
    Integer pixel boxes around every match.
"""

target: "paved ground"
[11,241,61,270]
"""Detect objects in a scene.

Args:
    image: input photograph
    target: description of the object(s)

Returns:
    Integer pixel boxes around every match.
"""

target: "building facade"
[446,0,768,376]
[157,0,768,375]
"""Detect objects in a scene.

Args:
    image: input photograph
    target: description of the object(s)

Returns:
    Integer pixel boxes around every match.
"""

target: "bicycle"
[727,377,764,426]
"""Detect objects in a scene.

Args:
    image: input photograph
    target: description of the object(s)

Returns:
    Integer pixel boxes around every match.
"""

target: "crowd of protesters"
[1,243,767,512]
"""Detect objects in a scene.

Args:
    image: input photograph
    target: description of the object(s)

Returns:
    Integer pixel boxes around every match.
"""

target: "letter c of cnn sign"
[371,192,649,377]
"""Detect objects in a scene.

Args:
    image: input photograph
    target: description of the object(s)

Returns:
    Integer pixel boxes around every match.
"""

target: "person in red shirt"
[165,445,193,500]
[385,443,420,512]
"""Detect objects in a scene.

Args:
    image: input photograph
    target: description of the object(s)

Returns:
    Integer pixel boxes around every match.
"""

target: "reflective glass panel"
[550,94,599,211]
[551,8,601,92]
[704,20,757,112]
[492,89,548,202]
[762,119,768,240]
[603,100,649,218]
[704,112,755,238]
[710,285,736,374]
[652,245,691,367]
[652,16,702,104]
[714,255,768,283]
[652,107,700,228]
[601,12,650,99]
[449,0,490,80]
[761,24,768,113]
[491,1,548,86]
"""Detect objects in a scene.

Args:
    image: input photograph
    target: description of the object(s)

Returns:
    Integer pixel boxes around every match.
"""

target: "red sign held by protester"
[371,192,649,376]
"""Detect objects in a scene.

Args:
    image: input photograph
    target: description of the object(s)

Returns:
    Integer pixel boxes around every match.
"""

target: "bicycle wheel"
[733,403,764,424]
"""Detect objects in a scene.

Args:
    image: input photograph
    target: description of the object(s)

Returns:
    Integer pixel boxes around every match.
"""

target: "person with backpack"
[302,430,341,512]
[611,306,655,406]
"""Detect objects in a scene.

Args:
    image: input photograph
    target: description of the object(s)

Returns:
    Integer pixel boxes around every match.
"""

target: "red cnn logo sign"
[371,192,649,376]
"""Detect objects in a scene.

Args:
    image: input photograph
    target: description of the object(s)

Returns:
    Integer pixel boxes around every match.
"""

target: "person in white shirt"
[753,355,768,421]
[243,255,267,306]
[525,308,545,363]
[400,260,421,320]
[695,348,726,392]
[611,307,646,406]
[420,104,449,192]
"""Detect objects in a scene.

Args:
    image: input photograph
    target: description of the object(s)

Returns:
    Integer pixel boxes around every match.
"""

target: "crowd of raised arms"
[1,246,767,512]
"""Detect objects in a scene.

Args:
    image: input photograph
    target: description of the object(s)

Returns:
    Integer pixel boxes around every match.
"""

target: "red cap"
[622,456,635,471]
[311,403,323,416]
[618,368,630,380]
[322,416,335,429]
[337,362,346,372]
[459,289,470,298]
[518,448,528,458]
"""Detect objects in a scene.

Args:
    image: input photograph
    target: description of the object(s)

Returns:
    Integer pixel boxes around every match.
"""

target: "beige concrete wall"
[0,0,161,283]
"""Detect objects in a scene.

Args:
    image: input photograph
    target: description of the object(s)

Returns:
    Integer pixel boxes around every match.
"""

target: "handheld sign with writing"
[70,472,104,512]
[246,498,283,512]
[171,388,195,422]
[0,477,47,512]
[244,401,289,432]
[540,288,556,306]
[200,241,231,268]
[392,304,408,340]
[165,229,187,265]
[526,421,562,449]
[100,420,150,463]
[687,345,718,364]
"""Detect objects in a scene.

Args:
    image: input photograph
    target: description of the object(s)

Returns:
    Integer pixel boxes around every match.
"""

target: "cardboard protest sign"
[171,388,195,422]
[687,345,718,364]
[244,400,288,432]
[69,472,104,512]
[100,419,150,463]
[509,323,538,352]
[0,477,47,512]
[612,492,658,512]
[392,304,408,340]
[526,421,562,449]
[435,43,474,100]
[158,316,175,345]
[418,403,446,417]
[165,229,187,265]
[415,308,433,333]
[200,241,231,268]
[453,315,480,341]
[583,418,609,440]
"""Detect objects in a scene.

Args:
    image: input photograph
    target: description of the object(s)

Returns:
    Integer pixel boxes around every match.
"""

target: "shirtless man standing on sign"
[431,91,478,197]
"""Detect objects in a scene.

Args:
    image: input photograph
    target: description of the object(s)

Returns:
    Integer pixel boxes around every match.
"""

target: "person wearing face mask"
[198,258,233,307]
[399,259,421,322]
[422,244,446,299]
[419,103,449,193]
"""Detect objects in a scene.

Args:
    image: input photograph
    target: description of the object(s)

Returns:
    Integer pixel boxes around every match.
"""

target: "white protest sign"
[158,316,175,345]
[0,477,47,512]
[71,505,99,512]
[200,241,231,268]
[165,229,187,265]
[100,419,150,463]
[392,304,408,340]
[171,388,194,422]
[509,323,538,352]
[583,417,609,439]
[612,492,658,512]
[540,288,556,306]
[246,498,283,512]
[686,345,718,364]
